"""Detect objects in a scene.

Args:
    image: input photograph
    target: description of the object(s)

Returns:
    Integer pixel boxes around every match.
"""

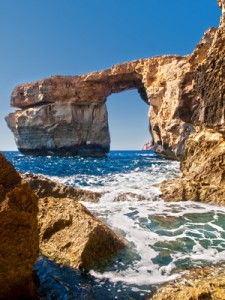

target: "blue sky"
[0,0,221,150]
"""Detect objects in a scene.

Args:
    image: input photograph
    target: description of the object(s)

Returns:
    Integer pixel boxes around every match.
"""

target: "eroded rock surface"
[152,266,225,300]
[21,173,124,268]
[6,61,145,157]
[5,25,216,158]
[160,129,225,204]
[0,153,39,300]
[38,197,125,269]
[22,173,101,202]
[160,0,225,205]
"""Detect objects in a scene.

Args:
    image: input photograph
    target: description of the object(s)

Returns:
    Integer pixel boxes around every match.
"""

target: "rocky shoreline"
[152,265,225,300]
[0,154,125,299]
[2,0,225,299]
[154,0,225,297]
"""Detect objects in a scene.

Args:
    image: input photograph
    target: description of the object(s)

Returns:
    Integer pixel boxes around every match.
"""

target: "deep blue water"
[3,151,225,300]
[3,150,171,183]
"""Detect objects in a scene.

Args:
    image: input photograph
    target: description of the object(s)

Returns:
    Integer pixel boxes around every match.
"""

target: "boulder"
[0,153,39,300]
[38,196,125,269]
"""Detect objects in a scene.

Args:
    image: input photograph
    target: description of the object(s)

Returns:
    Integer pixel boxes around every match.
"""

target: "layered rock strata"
[0,153,39,300]
[160,0,225,205]
[6,25,215,158]
[154,1,225,297]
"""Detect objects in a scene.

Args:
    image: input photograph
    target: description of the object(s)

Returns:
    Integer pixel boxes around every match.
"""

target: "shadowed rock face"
[0,153,39,300]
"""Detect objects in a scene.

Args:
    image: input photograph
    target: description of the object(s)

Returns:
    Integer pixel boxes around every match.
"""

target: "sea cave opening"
[107,89,151,151]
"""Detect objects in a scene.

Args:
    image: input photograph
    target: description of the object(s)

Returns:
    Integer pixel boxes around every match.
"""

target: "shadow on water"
[35,256,154,300]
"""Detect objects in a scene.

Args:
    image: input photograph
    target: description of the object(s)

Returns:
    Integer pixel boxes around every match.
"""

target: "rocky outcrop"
[0,153,39,300]
[22,173,101,202]
[5,24,216,158]
[160,129,225,204]
[147,2,225,296]
[6,101,110,156]
[142,140,154,150]
[5,61,145,157]
[160,0,225,205]
[152,266,225,300]
[38,196,125,269]
[20,174,124,268]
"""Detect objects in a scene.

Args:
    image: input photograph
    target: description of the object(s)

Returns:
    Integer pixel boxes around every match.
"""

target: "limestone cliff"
[154,1,225,297]
[5,61,144,156]
[5,26,215,158]
[160,0,225,205]
[0,153,39,300]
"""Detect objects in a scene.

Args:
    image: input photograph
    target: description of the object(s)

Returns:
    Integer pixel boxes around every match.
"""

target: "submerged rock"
[38,196,125,269]
[0,153,39,300]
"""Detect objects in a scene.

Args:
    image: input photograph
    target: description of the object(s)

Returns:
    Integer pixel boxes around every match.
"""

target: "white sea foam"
[87,197,225,288]
[47,159,225,290]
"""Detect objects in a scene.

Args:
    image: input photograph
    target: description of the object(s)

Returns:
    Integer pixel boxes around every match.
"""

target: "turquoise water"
[4,151,225,299]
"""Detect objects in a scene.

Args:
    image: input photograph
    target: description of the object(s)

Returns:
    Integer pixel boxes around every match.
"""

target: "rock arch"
[5,28,215,158]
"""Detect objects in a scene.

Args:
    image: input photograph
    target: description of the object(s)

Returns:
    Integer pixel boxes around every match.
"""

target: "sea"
[3,150,225,300]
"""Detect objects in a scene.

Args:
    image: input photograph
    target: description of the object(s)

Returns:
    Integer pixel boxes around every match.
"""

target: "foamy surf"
[4,150,225,299]
[86,197,225,290]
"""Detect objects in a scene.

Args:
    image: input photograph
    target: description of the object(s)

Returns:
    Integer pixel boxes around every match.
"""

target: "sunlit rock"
[152,266,225,300]
[6,27,215,159]
[22,173,101,202]
[0,153,39,300]
[160,0,225,205]
[38,196,125,269]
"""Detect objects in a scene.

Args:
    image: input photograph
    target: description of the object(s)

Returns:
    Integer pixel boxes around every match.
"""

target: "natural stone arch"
[5,28,215,158]
[6,60,149,156]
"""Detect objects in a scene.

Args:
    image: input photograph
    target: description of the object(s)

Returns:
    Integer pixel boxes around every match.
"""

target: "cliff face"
[5,28,215,158]
[160,0,225,205]
[7,102,110,156]
[0,153,39,300]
